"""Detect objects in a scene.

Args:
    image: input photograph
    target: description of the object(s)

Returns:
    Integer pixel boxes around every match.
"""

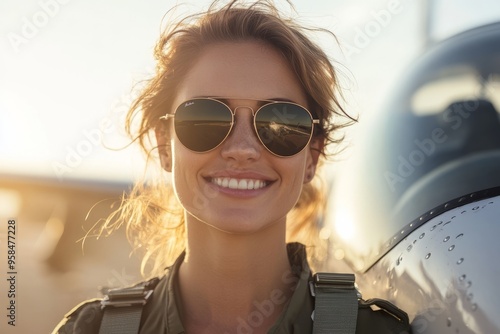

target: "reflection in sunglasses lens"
[256,104,312,156]
[175,99,232,152]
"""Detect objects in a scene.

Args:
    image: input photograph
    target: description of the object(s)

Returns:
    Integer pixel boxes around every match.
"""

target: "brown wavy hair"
[101,0,355,278]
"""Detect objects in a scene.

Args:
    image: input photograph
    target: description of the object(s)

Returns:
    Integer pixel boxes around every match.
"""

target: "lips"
[211,177,268,190]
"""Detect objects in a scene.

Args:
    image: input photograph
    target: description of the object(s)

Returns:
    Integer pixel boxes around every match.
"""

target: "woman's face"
[160,41,321,234]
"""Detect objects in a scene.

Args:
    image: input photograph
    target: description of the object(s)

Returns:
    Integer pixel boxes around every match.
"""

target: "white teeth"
[211,178,268,190]
[229,179,238,189]
[238,179,248,190]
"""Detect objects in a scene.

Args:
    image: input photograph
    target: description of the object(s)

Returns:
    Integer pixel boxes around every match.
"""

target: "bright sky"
[1,0,499,182]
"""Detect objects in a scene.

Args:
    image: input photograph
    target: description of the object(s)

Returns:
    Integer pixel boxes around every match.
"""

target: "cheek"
[171,164,200,213]
[276,156,308,185]
[170,145,194,195]
[170,147,219,212]
[170,138,192,167]
[171,144,199,181]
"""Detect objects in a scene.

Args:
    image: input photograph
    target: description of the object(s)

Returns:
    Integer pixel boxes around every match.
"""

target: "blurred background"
[1,0,500,332]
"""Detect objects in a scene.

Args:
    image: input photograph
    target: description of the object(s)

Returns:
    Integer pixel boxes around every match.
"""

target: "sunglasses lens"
[255,103,314,156]
[174,99,232,152]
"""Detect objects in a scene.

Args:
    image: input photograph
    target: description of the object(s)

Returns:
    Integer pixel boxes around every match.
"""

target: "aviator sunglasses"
[160,98,319,157]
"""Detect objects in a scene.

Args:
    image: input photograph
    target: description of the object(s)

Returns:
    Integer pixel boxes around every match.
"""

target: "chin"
[198,215,282,236]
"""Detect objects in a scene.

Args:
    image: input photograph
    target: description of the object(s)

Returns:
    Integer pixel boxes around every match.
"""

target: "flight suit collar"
[143,243,314,333]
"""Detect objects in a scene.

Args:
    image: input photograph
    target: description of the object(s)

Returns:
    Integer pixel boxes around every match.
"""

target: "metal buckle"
[101,285,153,309]
[309,273,357,297]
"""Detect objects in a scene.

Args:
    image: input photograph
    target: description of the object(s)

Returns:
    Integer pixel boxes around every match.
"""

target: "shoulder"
[52,277,163,334]
[356,298,412,334]
[52,298,103,334]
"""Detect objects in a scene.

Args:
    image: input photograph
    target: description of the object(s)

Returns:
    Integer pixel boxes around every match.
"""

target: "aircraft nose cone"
[370,193,500,334]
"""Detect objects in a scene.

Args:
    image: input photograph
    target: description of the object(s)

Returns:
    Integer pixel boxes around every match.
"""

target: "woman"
[54,1,411,333]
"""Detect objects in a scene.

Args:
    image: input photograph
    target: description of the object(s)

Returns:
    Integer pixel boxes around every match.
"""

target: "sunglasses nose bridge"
[219,105,264,160]
[232,105,257,117]
[228,105,258,137]
[230,105,258,133]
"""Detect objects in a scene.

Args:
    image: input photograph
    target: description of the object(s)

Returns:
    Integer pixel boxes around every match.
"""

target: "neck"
[178,217,296,333]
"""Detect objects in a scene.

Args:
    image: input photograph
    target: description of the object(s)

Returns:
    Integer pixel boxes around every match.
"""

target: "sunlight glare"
[334,206,356,241]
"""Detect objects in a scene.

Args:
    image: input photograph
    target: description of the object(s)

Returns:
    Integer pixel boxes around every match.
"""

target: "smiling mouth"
[210,177,269,190]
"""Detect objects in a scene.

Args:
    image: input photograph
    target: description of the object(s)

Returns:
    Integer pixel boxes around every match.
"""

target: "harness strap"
[98,279,157,334]
[310,272,359,334]
[98,273,360,334]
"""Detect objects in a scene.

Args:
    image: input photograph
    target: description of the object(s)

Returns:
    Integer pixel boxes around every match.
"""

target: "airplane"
[326,20,500,333]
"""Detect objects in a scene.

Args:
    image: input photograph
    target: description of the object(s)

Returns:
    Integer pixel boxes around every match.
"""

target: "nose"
[220,106,262,162]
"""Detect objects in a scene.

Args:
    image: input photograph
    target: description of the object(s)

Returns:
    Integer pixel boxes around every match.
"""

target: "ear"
[155,126,172,172]
[304,137,324,183]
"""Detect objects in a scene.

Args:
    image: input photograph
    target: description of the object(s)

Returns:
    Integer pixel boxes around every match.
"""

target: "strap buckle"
[309,273,358,297]
[101,285,153,309]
